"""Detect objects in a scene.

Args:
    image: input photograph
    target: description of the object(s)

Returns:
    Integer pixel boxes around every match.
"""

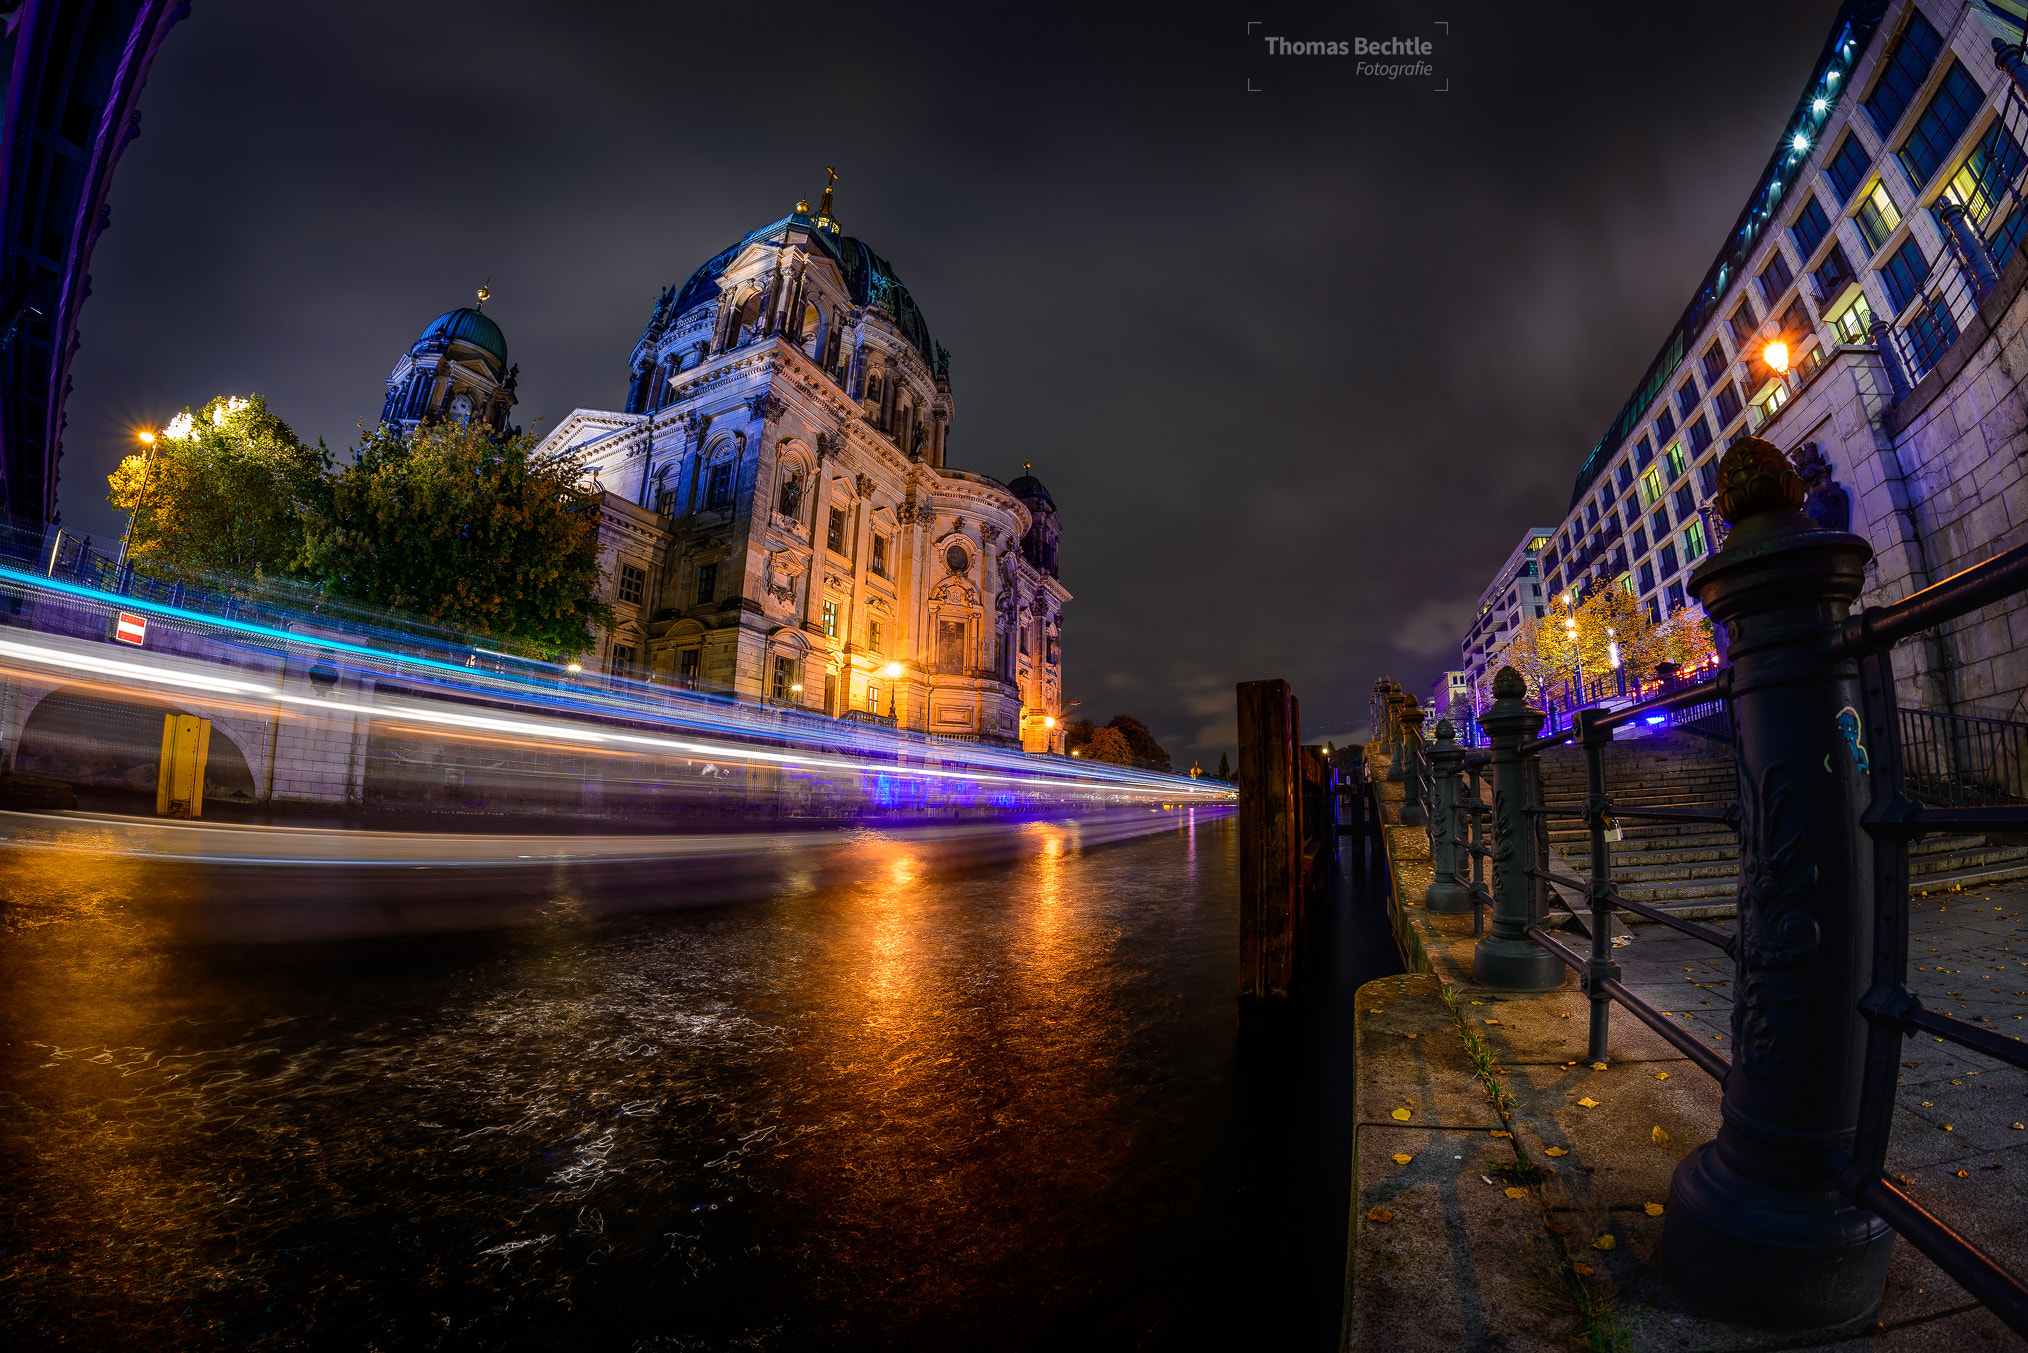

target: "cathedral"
[382,181,1068,752]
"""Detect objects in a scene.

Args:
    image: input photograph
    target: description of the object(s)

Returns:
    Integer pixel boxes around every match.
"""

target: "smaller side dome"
[1009,468,1059,577]
[1008,473,1055,513]
[414,307,508,367]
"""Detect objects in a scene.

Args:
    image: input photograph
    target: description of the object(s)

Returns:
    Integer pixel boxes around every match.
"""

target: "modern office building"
[1474,0,2028,720]
[1459,526,1553,700]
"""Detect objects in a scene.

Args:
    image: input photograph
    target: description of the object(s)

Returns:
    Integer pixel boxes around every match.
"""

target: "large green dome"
[413,306,507,365]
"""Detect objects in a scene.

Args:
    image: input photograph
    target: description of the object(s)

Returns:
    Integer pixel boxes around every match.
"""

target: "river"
[1,808,1386,1350]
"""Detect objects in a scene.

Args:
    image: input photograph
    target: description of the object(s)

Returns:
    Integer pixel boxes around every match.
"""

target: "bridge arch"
[12,685,258,805]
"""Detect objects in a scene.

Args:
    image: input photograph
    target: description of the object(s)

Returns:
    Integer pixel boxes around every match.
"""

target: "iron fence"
[1396,512,2028,1335]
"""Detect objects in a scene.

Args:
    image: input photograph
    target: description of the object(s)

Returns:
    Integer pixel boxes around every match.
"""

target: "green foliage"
[1083,726,1134,765]
[1063,717,1096,756]
[106,395,329,586]
[1106,715,1170,770]
[299,419,613,655]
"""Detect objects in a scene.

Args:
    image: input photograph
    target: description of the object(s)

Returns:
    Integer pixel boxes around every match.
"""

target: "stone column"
[802,447,837,635]
[1659,438,1892,1328]
[1867,320,1911,404]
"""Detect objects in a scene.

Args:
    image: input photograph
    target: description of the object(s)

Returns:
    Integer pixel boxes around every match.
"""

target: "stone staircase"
[1536,732,2028,920]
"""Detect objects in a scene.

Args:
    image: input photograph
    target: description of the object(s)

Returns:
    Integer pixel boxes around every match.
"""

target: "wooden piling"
[1237,679,1301,1000]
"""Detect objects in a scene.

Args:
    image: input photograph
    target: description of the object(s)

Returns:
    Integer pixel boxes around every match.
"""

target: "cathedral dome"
[413,306,507,365]
[670,214,936,362]
[1008,472,1055,512]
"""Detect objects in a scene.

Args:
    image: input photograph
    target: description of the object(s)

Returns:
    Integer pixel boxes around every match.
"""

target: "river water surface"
[1,808,1376,1350]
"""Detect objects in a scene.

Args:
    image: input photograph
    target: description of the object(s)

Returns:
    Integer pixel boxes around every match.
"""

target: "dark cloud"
[59,0,1842,762]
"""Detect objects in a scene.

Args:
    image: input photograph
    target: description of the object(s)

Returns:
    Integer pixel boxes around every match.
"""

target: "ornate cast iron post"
[1578,707,1621,1064]
[1398,695,1426,826]
[1473,666,1566,990]
[1384,681,1406,780]
[1425,718,1470,912]
[1659,438,1891,1329]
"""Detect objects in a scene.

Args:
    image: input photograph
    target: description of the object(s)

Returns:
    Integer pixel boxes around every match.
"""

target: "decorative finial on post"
[816,167,839,232]
[1714,437,1805,526]
[475,283,491,311]
[1492,665,1527,700]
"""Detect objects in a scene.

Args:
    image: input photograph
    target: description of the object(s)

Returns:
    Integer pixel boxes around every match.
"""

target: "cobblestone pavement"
[1618,882,2028,1299]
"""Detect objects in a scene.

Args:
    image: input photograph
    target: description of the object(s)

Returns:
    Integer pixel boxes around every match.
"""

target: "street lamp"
[880,660,902,720]
[114,428,160,580]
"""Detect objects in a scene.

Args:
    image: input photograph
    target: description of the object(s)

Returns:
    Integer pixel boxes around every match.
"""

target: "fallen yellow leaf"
[1592,1234,1616,1250]
[1471,1000,1483,1005]
[1654,1072,1670,1080]
[1405,1033,1419,1040]
[1544,1147,1569,1157]
[1559,1012,1572,1019]
[1573,1262,1595,1276]
[1945,1124,1955,1132]
[1591,1062,1608,1071]
[1505,1186,1527,1199]
[1367,1206,1393,1223]
[1490,1129,1513,1138]
[1651,1125,1670,1146]
[1578,1097,1600,1109]
[1644,1203,1665,1216]
[1391,1107,1412,1121]
[2014,1123,2025,1130]
[1368,1008,1383,1014]
[1485,1019,1501,1026]
[1956,1169,1970,1178]
[1392,1153,1413,1165]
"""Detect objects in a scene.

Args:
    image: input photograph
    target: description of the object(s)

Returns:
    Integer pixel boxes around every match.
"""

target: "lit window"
[1944,119,2028,227]
[1854,182,1901,254]
[870,534,888,577]
[822,600,838,637]
[1682,520,1708,562]
[1831,293,1874,345]
[868,619,883,654]
[1665,443,1688,481]
[771,655,797,701]
[867,682,880,711]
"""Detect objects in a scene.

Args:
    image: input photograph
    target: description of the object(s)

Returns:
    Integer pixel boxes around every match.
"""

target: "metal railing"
[1899,706,2028,807]
[1392,462,2028,1333]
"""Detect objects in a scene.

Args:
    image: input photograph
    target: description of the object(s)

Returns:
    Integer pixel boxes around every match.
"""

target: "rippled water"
[1,810,1375,1350]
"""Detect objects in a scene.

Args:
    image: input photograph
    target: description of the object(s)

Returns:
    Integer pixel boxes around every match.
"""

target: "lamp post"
[114,429,159,583]
[881,660,902,723]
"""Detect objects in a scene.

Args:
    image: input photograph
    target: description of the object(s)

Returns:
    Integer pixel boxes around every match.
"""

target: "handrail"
[1824,539,2028,661]
[1594,675,1724,731]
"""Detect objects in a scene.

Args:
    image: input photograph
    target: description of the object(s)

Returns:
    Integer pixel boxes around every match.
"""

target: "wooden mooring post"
[1237,678,1303,1001]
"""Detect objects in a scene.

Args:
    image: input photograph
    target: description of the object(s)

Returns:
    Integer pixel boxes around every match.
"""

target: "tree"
[1658,603,1720,672]
[1106,715,1170,770]
[1481,616,1565,707]
[299,419,612,655]
[1063,717,1096,756]
[1573,584,1667,689]
[1215,751,1232,781]
[1083,726,1134,765]
[106,395,329,586]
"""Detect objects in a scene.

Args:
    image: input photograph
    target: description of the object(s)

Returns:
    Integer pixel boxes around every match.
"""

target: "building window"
[1664,442,1688,481]
[771,655,797,701]
[1756,380,1792,423]
[867,682,880,712]
[1652,503,1671,535]
[1697,458,1719,497]
[868,619,883,654]
[611,643,636,673]
[1904,293,1961,372]
[1813,241,1856,298]
[1854,182,1901,255]
[1674,379,1700,419]
[706,461,734,510]
[1880,234,1930,313]
[1666,580,1687,612]
[1864,11,1943,138]
[1712,382,1743,428]
[1658,543,1681,579]
[827,507,847,553]
[1791,194,1831,257]
[1645,595,1663,625]
[1631,526,1647,556]
[822,600,838,637]
[1727,300,1759,348]
[1585,501,1599,527]
[1637,561,1655,594]
[1824,134,1871,206]
[617,563,646,606]
[1830,292,1874,344]
[1614,460,1634,493]
[1944,119,2028,227]
[870,533,888,577]
[1757,250,1795,307]
[1899,61,1984,189]
[1699,344,1727,386]
[678,647,700,681]
[1682,519,1708,563]
[1632,435,1653,468]
[1673,483,1696,521]
[1995,209,2028,268]
[695,562,717,606]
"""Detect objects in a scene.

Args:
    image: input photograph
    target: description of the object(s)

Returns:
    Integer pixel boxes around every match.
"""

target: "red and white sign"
[115,612,147,646]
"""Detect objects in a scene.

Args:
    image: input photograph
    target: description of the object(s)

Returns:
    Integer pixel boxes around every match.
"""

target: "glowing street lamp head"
[1043,716,1056,729]
[1763,339,1791,374]
[566,662,583,673]
[136,429,155,445]
[880,661,903,679]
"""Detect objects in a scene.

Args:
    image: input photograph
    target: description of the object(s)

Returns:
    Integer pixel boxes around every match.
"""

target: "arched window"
[733,291,763,343]
[800,302,821,354]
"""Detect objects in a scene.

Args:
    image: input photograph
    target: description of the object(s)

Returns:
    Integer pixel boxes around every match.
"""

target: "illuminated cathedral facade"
[405,181,1069,750]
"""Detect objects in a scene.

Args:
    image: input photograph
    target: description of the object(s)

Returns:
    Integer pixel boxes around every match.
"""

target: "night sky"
[57,0,1842,761]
